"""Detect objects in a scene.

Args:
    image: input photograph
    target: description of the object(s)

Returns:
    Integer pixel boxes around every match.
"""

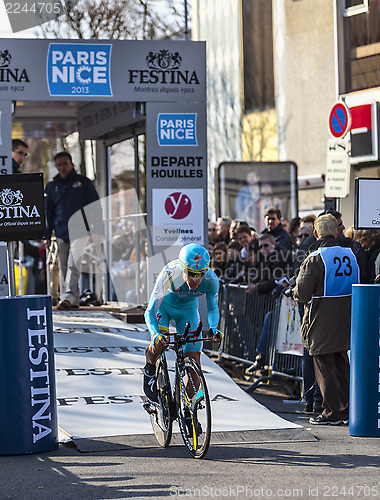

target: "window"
[344,0,369,17]
[242,0,274,112]
[343,0,380,92]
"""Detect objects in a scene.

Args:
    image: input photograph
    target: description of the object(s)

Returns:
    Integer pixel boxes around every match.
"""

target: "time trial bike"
[143,321,216,459]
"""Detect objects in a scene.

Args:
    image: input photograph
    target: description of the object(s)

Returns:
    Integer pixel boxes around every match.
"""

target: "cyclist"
[143,243,222,402]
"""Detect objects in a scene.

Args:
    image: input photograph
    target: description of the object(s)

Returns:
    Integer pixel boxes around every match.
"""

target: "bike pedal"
[143,402,157,415]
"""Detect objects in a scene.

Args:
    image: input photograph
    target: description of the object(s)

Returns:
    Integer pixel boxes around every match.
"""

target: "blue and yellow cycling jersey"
[144,259,220,345]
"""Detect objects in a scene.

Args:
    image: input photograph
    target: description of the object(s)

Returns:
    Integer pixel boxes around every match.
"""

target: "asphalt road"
[1,390,379,500]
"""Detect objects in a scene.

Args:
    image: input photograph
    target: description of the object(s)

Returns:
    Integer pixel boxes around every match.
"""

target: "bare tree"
[32,0,187,175]
[34,0,186,40]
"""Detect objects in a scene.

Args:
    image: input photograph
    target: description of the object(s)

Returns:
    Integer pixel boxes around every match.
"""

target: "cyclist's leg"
[176,309,202,398]
[177,308,202,361]
[144,306,170,401]
[145,307,170,365]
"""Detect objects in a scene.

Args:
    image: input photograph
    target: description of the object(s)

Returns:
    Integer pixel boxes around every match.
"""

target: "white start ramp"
[53,310,310,450]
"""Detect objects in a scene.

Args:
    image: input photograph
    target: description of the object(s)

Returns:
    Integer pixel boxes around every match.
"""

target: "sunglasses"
[259,243,270,249]
[185,269,207,279]
[15,150,27,157]
[299,233,309,239]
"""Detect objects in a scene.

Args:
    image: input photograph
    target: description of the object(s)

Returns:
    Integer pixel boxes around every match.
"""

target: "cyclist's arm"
[144,269,167,338]
[205,272,220,334]
[144,263,179,341]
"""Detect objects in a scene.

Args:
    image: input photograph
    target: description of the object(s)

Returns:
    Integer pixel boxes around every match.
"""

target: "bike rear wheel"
[149,356,173,448]
[175,356,211,459]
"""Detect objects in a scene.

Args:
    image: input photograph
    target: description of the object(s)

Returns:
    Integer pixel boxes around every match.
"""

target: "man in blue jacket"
[45,152,100,310]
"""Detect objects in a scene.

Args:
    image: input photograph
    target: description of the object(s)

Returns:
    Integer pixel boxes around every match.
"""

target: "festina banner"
[0,295,58,454]
[53,311,301,440]
[0,39,206,102]
[0,173,45,241]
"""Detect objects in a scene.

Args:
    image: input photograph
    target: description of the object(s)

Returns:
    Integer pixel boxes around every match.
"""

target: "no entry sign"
[329,102,351,139]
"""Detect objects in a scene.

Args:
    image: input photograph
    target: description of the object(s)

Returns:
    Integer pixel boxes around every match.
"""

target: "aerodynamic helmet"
[178,244,210,278]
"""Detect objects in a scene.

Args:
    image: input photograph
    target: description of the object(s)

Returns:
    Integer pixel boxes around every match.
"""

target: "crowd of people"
[208,208,380,290]
[209,206,380,425]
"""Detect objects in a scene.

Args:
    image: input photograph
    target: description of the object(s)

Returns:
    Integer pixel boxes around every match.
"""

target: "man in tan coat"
[293,214,360,425]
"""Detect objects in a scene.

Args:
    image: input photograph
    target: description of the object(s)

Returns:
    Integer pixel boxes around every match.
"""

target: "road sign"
[325,139,350,198]
[329,101,351,139]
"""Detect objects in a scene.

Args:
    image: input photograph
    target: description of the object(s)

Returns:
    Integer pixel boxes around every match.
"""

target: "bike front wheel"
[175,356,211,459]
[150,356,173,448]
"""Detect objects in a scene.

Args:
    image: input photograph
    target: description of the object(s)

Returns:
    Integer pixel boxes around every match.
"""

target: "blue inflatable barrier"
[350,284,380,437]
[0,295,58,454]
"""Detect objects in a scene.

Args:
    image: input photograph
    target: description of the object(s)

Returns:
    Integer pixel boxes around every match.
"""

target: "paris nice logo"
[164,192,191,220]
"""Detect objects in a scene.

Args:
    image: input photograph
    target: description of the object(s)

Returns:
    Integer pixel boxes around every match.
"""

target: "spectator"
[295,210,362,274]
[288,216,301,251]
[246,234,293,295]
[11,138,28,174]
[13,139,46,296]
[293,214,320,414]
[288,217,301,235]
[293,210,358,415]
[229,219,249,243]
[246,234,293,370]
[262,206,292,251]
[224,241,246,284]
[295,221,322,414]
[112,233,130,262]
[323,209,362,256]
[210,242,228,280]
[281,218,290,233]
[300,214,316,229]
[215,216,231,245]
[296,225,313,248]
[354,229,380,284]
[45,151,101,311]
[345,225,355,239]
[208,221,218,245]
[293,214,360,425]
[236,225,259,268]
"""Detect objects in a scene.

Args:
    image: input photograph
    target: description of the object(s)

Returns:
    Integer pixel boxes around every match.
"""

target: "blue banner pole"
[350,284,380,437]
[0,295,58,454]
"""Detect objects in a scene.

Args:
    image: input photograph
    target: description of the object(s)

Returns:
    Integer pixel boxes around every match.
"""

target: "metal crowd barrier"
[218,283,276,364]
[245,298,303,393]
[215,283,303,393]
